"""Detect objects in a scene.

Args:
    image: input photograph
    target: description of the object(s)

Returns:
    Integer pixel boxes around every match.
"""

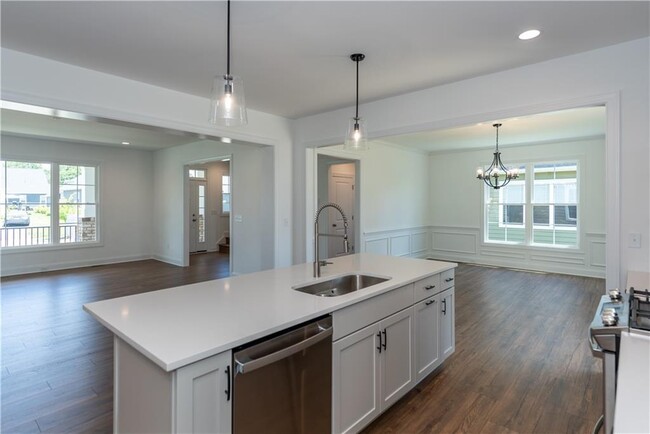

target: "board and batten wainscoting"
[428,225,606,278]
[362,226,605,278]
[363,227,430,258]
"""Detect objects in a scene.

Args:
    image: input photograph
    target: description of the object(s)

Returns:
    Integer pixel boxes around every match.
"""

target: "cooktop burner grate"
[630,288,650,331]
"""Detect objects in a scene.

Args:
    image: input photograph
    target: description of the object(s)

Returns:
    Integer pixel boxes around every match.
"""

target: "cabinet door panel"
[440,288,455,359]
[415,296,440,382]
[175,350,232,434]
[333,324,381,434]
[380,307,415,409]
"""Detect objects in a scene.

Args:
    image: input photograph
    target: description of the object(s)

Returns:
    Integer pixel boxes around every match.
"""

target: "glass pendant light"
[476,123,519,189]
[209,0,247,126]
[344,53,368,151]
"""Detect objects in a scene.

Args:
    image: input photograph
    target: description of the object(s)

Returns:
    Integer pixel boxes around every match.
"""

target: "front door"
[328,164,355,257]
[190,180,207,253]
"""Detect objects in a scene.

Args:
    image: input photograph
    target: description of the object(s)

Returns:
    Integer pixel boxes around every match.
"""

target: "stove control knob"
[601,313,618,326]
[602,308,618,317]
[609,288,622,301]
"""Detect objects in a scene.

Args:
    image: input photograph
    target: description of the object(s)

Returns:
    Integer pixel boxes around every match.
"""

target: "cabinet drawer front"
[333,284,414,341]
[414,274,441,303]
[441,269,455,290]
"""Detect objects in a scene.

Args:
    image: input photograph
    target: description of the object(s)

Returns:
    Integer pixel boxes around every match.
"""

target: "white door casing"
[328,164,355,257]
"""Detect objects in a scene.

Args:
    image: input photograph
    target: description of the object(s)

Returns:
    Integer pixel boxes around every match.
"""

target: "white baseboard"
[1,254,153,277]
[152,254,184,267]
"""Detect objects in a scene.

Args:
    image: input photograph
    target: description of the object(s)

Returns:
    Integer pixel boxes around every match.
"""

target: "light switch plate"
[234,214,243,223]
[629,233,641,248]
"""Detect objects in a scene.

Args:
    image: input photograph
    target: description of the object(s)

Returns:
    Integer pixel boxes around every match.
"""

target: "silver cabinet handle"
[424,285,436,290]
[234,321,332,374]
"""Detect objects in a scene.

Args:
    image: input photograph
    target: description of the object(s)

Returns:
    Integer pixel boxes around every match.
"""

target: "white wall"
[429,138,606,277]
[1,48,294,268]
[1,135,153,275]
[294,38,649,288]
[314,142,430,260]
[153,140,274,275]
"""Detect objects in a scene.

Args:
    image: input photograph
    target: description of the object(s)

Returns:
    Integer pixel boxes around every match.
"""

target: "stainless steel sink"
[293,274,390,297]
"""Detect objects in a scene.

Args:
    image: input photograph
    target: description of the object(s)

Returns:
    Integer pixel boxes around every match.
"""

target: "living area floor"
[1,254,603,433]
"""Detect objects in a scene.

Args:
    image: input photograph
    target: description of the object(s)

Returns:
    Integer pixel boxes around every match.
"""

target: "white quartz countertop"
[614,330,650,434]
[84,253,456,372]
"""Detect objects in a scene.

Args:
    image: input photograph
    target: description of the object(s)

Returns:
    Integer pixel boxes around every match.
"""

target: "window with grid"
[483,161,578,248]
[222,175,231,214]
[1,160,99,248]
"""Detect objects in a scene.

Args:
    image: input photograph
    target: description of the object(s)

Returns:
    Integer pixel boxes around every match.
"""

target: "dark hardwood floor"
[1,257,604,433]
[1,253,230,433]
[363,265,604,434]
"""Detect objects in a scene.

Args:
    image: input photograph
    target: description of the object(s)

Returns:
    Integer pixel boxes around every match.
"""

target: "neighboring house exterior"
[3,168,50,207]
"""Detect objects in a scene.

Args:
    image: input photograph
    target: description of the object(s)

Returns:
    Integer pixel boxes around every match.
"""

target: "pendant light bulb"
[344,53,368,151]
[209,0,247,127]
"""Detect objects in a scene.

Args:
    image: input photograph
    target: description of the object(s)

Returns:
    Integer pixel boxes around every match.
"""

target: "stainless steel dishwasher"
[232,316,332,434]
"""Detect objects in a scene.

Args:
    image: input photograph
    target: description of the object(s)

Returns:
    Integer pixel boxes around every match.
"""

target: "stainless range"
[589,289,629,434]
[589,284,650,434]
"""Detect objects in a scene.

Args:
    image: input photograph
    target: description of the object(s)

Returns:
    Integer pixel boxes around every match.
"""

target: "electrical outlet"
[629,233,641,248]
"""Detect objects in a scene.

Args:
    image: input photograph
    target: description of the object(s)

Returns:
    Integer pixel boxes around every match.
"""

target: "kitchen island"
[84,253,456,433]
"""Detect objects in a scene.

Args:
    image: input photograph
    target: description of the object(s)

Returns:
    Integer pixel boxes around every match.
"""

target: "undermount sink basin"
[294,274,391,297]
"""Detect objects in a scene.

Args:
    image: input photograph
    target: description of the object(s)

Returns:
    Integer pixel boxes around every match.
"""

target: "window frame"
[481,159,580,250]
[1,157,101,252]
[221,174,231,216]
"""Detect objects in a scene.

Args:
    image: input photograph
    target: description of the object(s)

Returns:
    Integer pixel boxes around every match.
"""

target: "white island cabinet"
[114,337,231,433]
[83,253,456,434]
[332,303,415,433]
[332,268,455,433]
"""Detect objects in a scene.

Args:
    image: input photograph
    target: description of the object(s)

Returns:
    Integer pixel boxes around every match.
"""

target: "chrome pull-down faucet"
[314,203,349,277]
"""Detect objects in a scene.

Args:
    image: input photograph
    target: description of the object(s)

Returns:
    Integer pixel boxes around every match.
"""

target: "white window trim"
[483,160,580,249]
[1,159,100,250]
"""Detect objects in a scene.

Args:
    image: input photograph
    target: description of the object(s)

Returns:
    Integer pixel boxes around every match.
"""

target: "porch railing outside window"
[1,160,99,248]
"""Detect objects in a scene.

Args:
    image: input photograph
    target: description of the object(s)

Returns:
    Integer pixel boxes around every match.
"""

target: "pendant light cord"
[355,58,359,120]
[227,0,231,77]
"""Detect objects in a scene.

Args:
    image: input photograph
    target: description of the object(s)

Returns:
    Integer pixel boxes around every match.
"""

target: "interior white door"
[328,166,355,257]
[189,180,207,253]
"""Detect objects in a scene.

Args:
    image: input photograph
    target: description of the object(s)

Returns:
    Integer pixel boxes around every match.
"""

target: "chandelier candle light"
[476,123,519,189]
[209,0,247,126]
[344,53,368,151]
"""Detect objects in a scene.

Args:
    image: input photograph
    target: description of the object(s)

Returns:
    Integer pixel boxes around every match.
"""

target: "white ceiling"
[1,108,201,150]
[1,1,648,119]
[379,106,606,153]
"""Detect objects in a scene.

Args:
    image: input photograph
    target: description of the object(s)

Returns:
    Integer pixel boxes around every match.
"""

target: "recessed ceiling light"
[519,29,541,40]
[121,141,130,145]
[221,137,232,144]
